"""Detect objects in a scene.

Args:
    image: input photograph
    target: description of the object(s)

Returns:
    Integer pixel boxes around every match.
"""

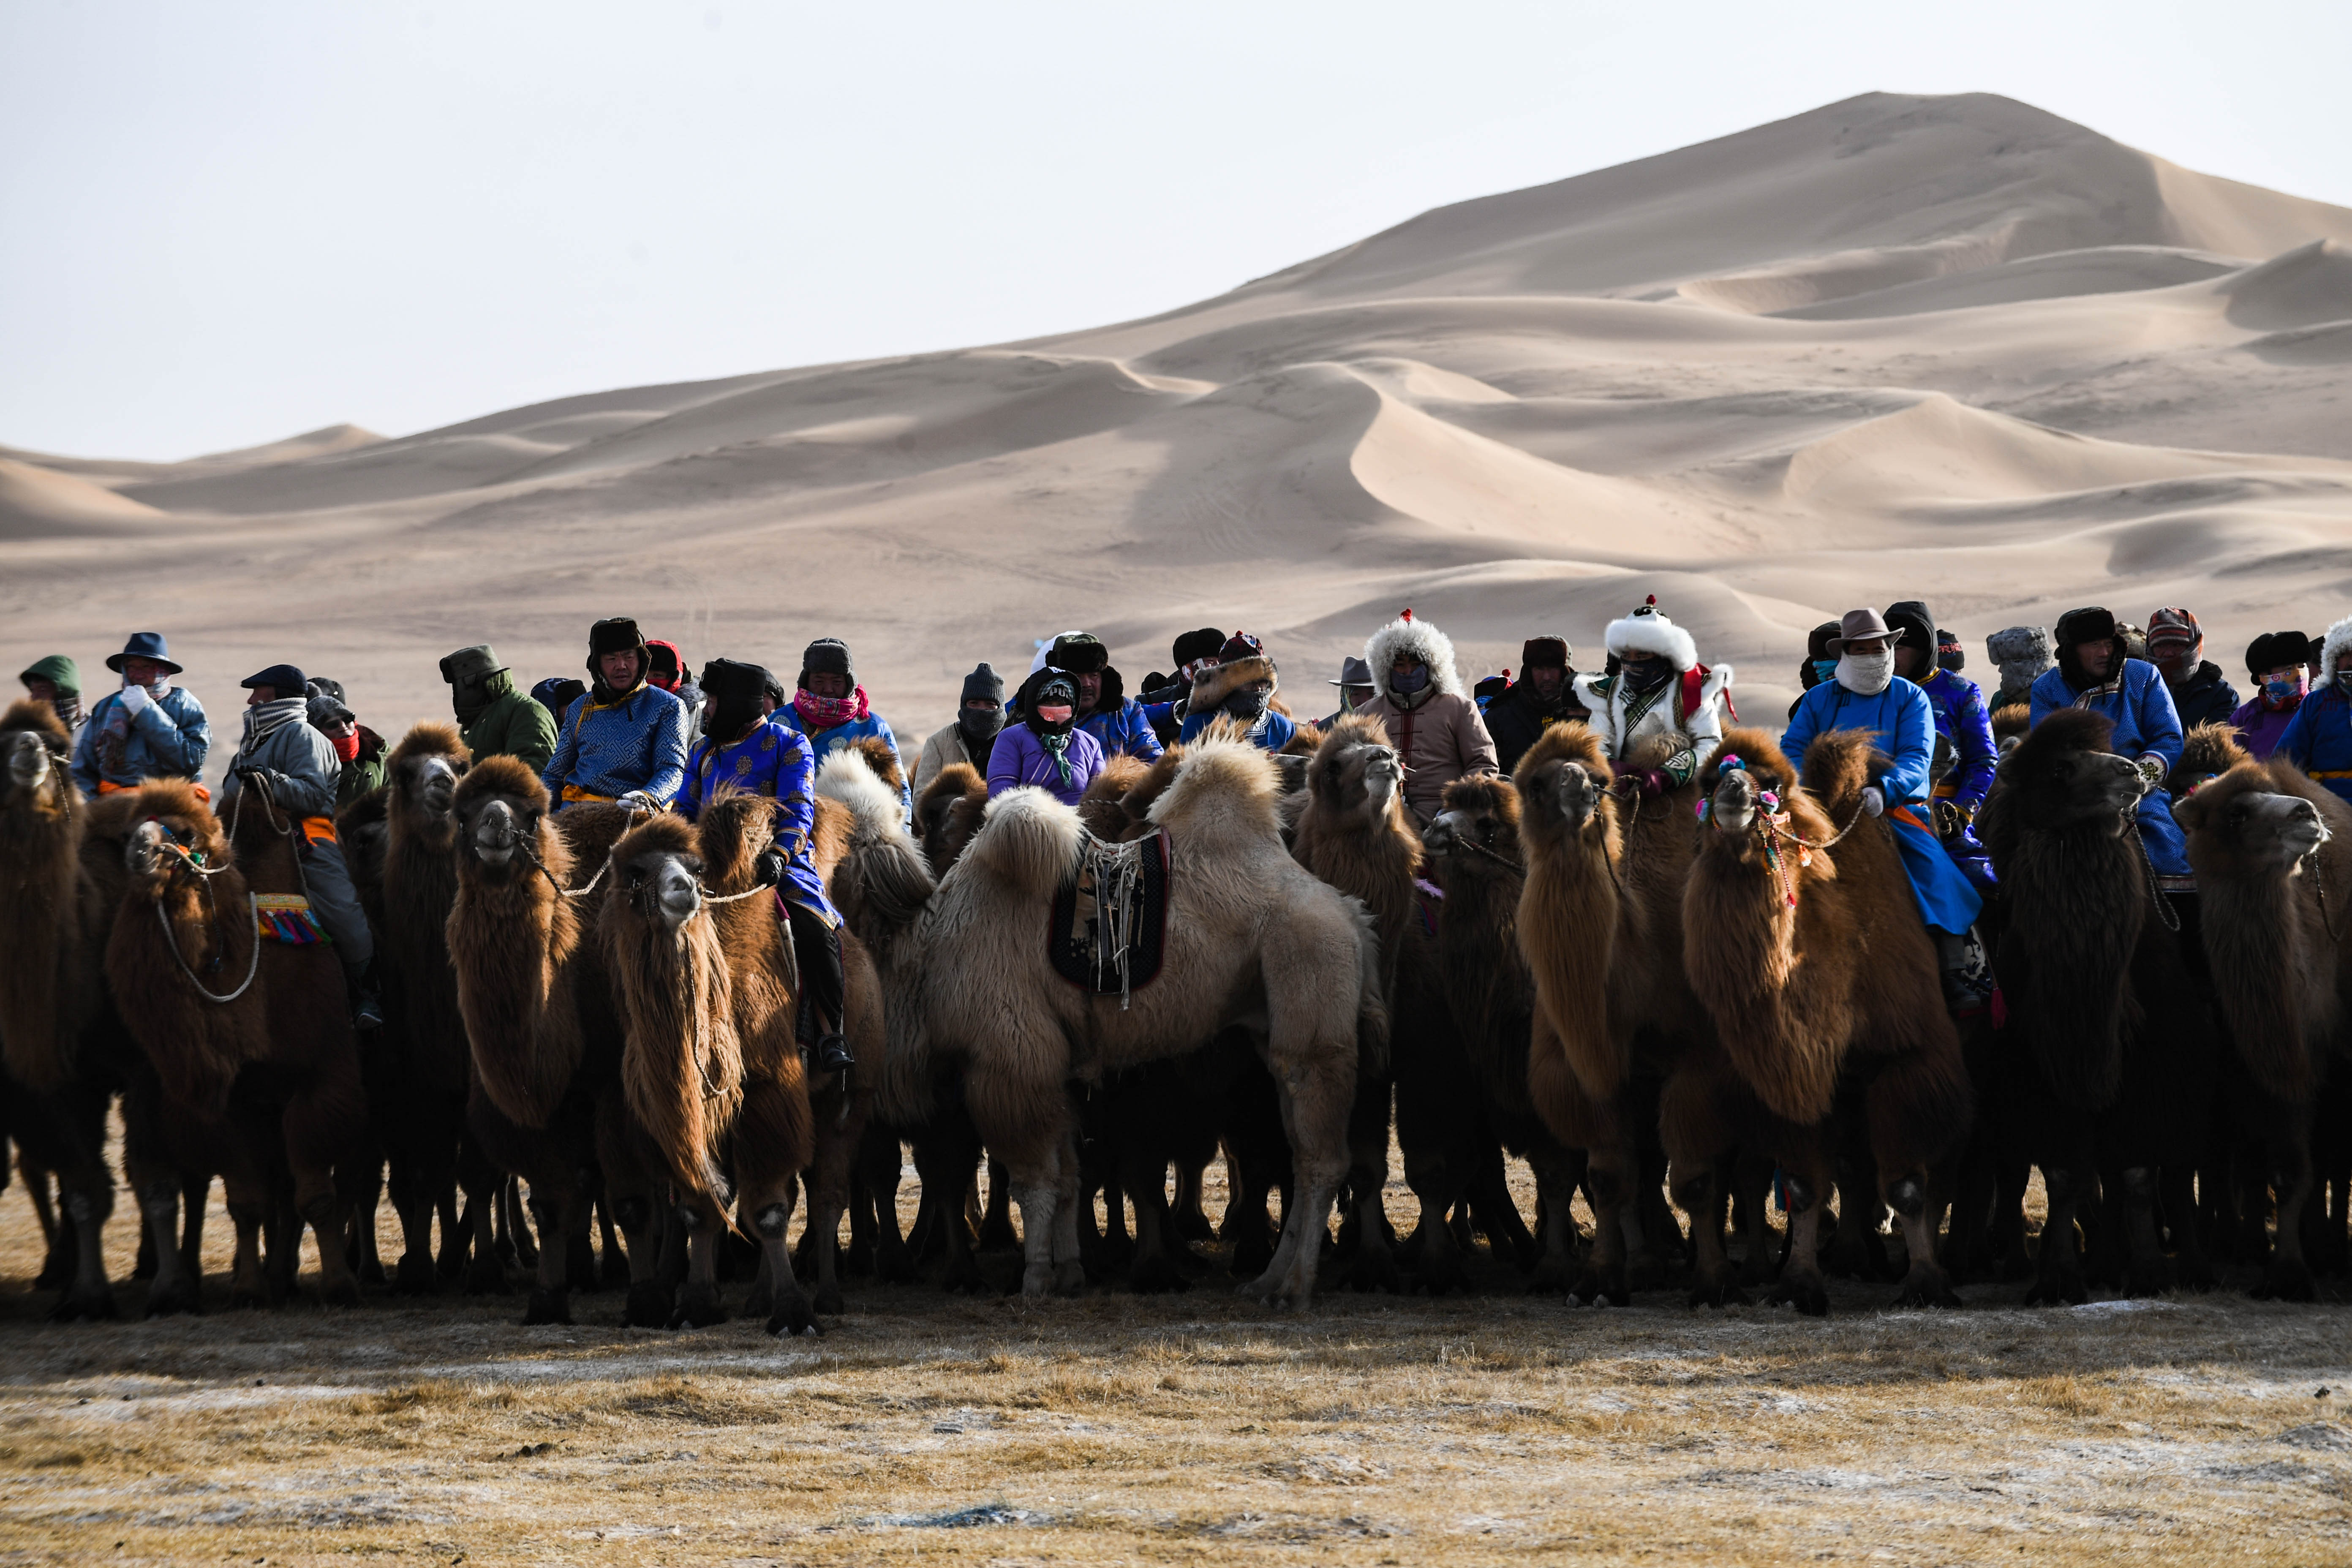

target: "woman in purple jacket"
[989,669,1105,807]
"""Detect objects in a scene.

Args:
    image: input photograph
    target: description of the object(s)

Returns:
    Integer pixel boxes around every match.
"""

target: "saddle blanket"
[1049,830,1171,1002]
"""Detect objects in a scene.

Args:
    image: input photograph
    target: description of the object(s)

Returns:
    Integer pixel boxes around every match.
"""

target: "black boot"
[817,1032,855,1075]
[1935,929,1990,1017]
[350,961,385,1031]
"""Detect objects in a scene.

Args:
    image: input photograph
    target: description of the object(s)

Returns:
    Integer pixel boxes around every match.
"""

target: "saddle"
[1048,829,1172,1007]
[254,893,327,945]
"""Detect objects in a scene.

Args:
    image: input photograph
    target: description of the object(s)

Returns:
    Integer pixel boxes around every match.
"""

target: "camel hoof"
[2254,1259,2317,1303]
[144,1278,202,1318]
[814,1280,846,1315]
[320,1276,365,1309]
[1890,1266,1962,1309]
[1767,1274,1829,1317]
[2174,1258,2218,1293]
[48,1286,120,1323]
[522,1288,571,1326]
[1413,1251,1470,1298]
[766,1298,821,1337]
[464,1254,509,1296]
[1127,1257,1190,1295]
[2125,1258,2175,1299]
[1174,1211,1218,1245]
[229,1287,269,1313]
[392,1252,438,1296]
[1343,1247,1402,1295]
[876,1242,918,1286]
[1570,1267,1630,1308]
[2023,1271,2087,1308]
[666,1290,728,1330]
[942,1256,989,1296]
[977,1217,1019,1252]
[1686,1278,1749,1309]
[1527,1255,1574,1296]
[623,1281,672,1327]
[1052,1259,1087,1298]
[356,1258,388,1288]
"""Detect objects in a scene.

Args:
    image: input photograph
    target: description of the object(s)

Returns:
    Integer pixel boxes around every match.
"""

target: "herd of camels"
[2,687,2347,1332]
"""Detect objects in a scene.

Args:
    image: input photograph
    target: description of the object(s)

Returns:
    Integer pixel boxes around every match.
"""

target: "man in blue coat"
[1886,600,1996,890]
[2028,606,2191,879]
[1178,633,1298,751]
[72,632,211,796]
[542,617,689,811]
[1045,632,1164,764]
[1784,608,1984,1010]
[2277,613,2352,804]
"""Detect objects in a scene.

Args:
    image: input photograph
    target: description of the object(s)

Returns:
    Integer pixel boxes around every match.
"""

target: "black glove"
[751,847,787,889]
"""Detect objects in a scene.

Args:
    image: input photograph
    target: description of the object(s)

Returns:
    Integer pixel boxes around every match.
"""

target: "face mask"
[710,690,764,740]
[1391,665,1429,695]
[1811,658,1838,683]
[959,705,1004,742]
[1622,658,1673,694]
[2338,672,2352,698]
[1837,651,1894,696]
[1035,703,1074,726]
[329,730,362,763]
[1223,686,1271,721]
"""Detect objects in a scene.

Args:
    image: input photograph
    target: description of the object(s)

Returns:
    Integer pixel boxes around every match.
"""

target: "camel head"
[451,754,553,881]
[1306,714,1405,830]
[2175,763,2332,879]
[1,700,72,817]
[1699,729,1802,851]
[612,816,705,936]
[388,721,470,833]
[1423,773,1523,885]
[1995,708,2145,836]
[1511,720,1617,860]
[120,781,227,898]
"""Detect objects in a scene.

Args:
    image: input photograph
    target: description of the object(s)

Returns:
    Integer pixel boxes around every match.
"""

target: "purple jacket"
[2232,694,2300,760]
[987,722,1105,808]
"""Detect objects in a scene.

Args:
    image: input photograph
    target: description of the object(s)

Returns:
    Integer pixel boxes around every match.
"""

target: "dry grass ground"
[2,1147,2349,1567]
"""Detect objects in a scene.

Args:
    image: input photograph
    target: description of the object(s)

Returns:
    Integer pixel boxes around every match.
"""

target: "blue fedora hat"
[104,632,183,676]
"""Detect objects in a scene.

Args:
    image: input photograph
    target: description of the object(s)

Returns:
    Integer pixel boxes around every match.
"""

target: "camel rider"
[992,668,1106,806]
[1936,628,1966,675]
[2278,615,2352,805]
[541,617,689,813]
[1043,632,1164,762]
[442,645,558,775]
[1986,626,2053,713]
[1316,656,1376,728]
[1886,599,1995,890]
[71,632,210,799]
[912,662,1005,797]
[2029,606,2193,882]
[2230,630,2310,760]
[530,676,585,728]
[777,637,909,823]
[1179,632,1296,750]
[1783,611,1987,1011]
[306,689,387,809]
[19,655,82,734]
[1790,621,1840,718]
[680,659,853,1075]
[1575,596,1732,798]
[1354,610,1500,825]
[1139,627,1226,746]
[218,664,383,1029]
[2146,607,2239,730]
[1484,637,1592,775]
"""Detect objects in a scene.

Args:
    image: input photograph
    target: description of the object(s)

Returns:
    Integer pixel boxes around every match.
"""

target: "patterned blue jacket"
[775,707,910,823]
[542,683,688,810]
[1078,698,1165,763]
[679,716,838,926]
[2029,659,2189,875]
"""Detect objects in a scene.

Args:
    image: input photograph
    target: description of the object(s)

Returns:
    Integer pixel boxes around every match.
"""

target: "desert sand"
[7,90,2352,754]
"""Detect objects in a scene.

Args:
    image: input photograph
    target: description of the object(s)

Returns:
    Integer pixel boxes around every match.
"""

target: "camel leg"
[803,1085,862,1315]
[132,1174,199,1316]
[667,1199,730,1329]
[1862,1045,1968,1309]
[519,1183,586,1326]
[1661,1064,1744,1307]
[1172,1153,1216,1244]
[1338,1070,1400,1293]
[2161,1165,2216,1290]
[1398,1133,1472,1296]
[505,1171,541,1268]
[2257,1119,2319,1302]
[433,1139,471,1281]
[1013,1168,1064,1298]
[1763,1138,1832,1317]
[1248,1011,1354,1309]
[750,1184,817,1336]
[2026,1160,2091,1307]
[1051,1134,1085,1291]
[1524,1142,1583,1293]
[979,1157,1018,1249]
[1672,1157,1745,1308]
[223,1163,272,1310]
[286,1143,364,1309]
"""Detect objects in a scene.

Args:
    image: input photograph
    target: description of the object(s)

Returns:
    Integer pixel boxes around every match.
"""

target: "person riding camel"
[71,632,210,798]
[1784,610,1987,1010]
[442,643,558,775]
[1886,599,1995,888]
[1574,595,1732,796]
[2278,614,2352,805]
[777,637,909,822]
[2146,607,2239,730]
[644,637,702,739]
[540,616,689,813]
[306,687,387,809]
[912,662,1006,797]
[1316,656,1376,728]
[1483,635,1591,774]
[2029,605,2193,883]
[680,657,854,1075]
[1179,632,1296,751]
[218,662,384,1029]
[1789,620,1841,717]
[2230,629,2310,760]
[991,667,1106,806]
[1042,632,1164,762]
[19,654,82,734]
[1985,626,2054,713]
[1353,610,1499,825]
[1139,627,1227,745]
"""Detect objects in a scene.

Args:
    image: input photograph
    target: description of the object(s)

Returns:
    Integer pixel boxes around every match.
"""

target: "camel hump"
[1799,727,1883,817]
[845,734,905,796]
[1147,734,1283,838]
[2011,705,2116,764]
[389,719,468,768]
[816,745,908,840]
[1705,726,1798,798]
[968,786,1086,898]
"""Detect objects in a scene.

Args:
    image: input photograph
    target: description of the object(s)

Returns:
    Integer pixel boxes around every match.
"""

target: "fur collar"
[1363,616,1464,704]
[1190,655,1277,713]
[2321,615,2352,689]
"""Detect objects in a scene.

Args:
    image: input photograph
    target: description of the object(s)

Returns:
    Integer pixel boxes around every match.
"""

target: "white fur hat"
[1603,596,1699,672]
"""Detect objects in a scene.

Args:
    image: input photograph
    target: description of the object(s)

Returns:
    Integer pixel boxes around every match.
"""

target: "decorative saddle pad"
[1048,829,1171,1004]
[254,893,327,945]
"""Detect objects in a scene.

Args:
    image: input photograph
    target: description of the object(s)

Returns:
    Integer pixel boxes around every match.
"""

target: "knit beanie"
[2146,607,2200,652]
[961,662,1006,706]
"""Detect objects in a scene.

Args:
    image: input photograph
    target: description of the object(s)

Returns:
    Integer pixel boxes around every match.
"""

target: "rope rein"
[154,893,262,1004]
[2306,850,2341,945]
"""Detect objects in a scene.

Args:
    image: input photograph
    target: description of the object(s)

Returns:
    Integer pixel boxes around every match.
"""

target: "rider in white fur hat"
[1573,595,1734,798]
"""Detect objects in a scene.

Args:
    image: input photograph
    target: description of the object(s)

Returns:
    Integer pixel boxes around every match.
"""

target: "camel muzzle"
[640,856,702,931]
[5,731,52,792]
[1709,769,1758,835]
[124,819,166,878]
[2269,794,2331,861]
[417,757,458,818]
[1553,763,1603,831]
[472,800,519,866]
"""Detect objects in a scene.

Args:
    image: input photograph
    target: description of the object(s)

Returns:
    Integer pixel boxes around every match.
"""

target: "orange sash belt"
[299,814,337,848]
[1886,805,1930,833]
[96,779,211,802]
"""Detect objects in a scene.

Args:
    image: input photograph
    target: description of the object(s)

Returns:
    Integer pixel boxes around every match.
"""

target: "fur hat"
[531,676,586,719]
[1985,625,2053,673]
[1047,633,1109,675]
[2320,616,2352,689]
[799,637,854,690]
[697,658,770,702]
[1363,609,1464,705]
[588,618,645,659]
[1218,632,1266,665]
[1191,654,1279,715]
[1805,621,1842,661]
[2053,607,2126,686]
[2246,631,2310,678]
[1171,628,1224,667]
[1519,636,1570,671]
[961,662,1005,706]
[1603,596,1698,672]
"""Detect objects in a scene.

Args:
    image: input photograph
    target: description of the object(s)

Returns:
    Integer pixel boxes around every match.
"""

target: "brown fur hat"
[1190,655,1278,713]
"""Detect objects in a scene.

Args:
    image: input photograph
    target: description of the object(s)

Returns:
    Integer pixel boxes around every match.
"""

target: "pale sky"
[5,0,2348,461]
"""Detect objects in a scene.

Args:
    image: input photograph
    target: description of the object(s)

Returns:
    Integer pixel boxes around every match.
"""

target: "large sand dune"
[7,90,2352,757]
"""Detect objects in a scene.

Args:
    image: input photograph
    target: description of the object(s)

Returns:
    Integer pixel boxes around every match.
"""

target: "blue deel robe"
[2277,684,2352,806]
[2028,659,2190,876]
[542,683,688,810]
[679,716,839,928]
[1782,677,1984,934]
[776,706,910,825]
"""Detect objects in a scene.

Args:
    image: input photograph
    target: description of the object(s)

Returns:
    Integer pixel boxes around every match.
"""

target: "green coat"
[337,726,390,810]
[460,669,558,775]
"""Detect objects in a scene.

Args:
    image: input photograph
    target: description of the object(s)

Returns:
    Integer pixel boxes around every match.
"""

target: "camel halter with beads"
[140,818,261,1004]
[1696,753,1865,909]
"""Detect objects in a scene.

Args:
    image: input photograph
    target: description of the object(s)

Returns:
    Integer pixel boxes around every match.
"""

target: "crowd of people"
[20,596,2349,1037]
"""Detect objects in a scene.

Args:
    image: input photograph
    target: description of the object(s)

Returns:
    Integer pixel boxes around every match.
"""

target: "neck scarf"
[1836,651,1893,696]
[2069,670,2123,708]
[50,692,81,731]
[241,695,309,751]
[794,684,870,732]
[329,729,362,763]
[2263,671,2307,712]
[1622,657,1673,695]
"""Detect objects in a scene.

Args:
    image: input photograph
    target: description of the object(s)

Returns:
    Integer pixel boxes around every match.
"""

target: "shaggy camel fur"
[823,737,1385,1305]
[1515,723,1745,1305]
[2175,754,2352,1298]
[1974,708,2219,1302]
[915,762,990,875]
[103,776,370,1308]
[1683,727,1971,1314]
[446,757,663,1325]
[0,700,154,1317]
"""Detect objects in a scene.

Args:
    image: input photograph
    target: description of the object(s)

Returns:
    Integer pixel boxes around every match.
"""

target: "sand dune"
[6,90,2352,760]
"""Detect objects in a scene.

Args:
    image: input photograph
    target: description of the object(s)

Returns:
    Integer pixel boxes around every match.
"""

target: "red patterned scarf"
[793,684,870,732]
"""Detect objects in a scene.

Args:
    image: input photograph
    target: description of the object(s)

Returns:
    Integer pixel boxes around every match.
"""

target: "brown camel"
[822,736,1385,1304]
[1683,727,1971,1313]
[914,761,989,873]
[2174,754,2352,1298]
[104,776,370,1307]
[1512,723,1747,1304]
